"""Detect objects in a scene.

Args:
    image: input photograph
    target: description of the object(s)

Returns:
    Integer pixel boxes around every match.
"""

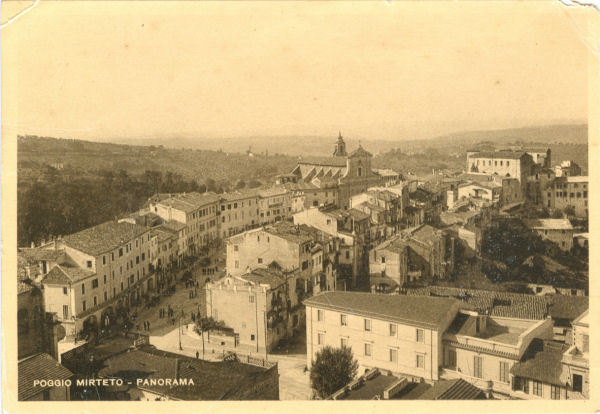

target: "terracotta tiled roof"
[417,379,486,400]
[298,156,347,167]
[241,267,289,288]
[62,220,150,256]
[404,287,588,322]
[469,151,528,160]
[42,265,95,285]
[98,347,273,400]
[18,247,64,262]
[510,339,568,385]
[304,291,459,329]
[19,353,73,401]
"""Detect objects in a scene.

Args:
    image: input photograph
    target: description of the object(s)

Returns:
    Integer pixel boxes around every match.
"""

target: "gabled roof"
[19,353,73,400]
[417,379,486,400]
[298,156,347,167]
[241,268,289,288]
[304,291,459,329]
[156,192,220,212]
[510,339,568,386]
[469,151,528,160]
[349,146,373,158]
[18,247,64,262]
[98,346,273,400]
[62,220,150,256]
[42,264,95,285]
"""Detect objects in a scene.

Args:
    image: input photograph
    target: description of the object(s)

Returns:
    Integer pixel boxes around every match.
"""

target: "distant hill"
[17,135,298,184]
[428,123,588,146]
[103,123,588,157]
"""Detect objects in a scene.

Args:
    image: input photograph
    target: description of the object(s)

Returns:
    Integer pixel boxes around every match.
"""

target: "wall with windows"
[305,304,459,381]
[226,229,306,277]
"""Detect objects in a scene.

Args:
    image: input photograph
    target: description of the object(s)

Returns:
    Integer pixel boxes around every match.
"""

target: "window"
[104,291,107,301]
[63,287,68,295]
[389,324,397,336]
[317,310,324,321]
[364,343,372,356]
[92,279,99,289]
[111,252,114,261]
[572,374,583,392]
[258,258,263,264]
[340,314,347,326]
[416,328,424,342]
[318,333,324,345]
[582,334,589,352]
[87,261,92,268]
[499,361,509,383]
[142,253,145,261]
[507,161,510,166]
[345,251,350,259]
[381,256,386,263]
[93,296,98,306]
[82,301,87,311]
[532,380,543,397]
[234,245,239,252]
[251,334,255,341]
[103,275,107,284]
[235,260,239,269]
[62,305,69,319]
[119,248,123,257]
[249,295,255,303]
[340,337,348,348]
[130,275,134,284]
[81,284,85,295]
[389,348,398,363]
[416,354,424,369]
[551,385,560,400]
[447,349,457,369]
[474,356,483,379]
[103,256,106,265]
[136,256,140,264]
[364,319,372,331]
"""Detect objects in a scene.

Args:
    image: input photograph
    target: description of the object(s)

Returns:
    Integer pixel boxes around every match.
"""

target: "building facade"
[305,292,461,381]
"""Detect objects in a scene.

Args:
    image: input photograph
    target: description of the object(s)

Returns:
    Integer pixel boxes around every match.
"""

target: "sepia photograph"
[1,0,598,411]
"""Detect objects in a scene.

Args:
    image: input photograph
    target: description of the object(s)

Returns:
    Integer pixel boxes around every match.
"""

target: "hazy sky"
[2,1,595,142]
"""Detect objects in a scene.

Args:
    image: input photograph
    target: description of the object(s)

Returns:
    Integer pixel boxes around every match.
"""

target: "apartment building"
[440,310,554,399]
[226,221,336,295]
[37,221,154,338]
[305,292,461,381]
[350,189,403,238]
[205,268,302,353]
[293,206,370,288]
[524,219,574,251]
[218,189,261,238]
[257,186,292,225]
[284,180,338,211]
[149,192,219,256]
[457,181,502,205]
[543,176,589,218]
[466,151,534,191]
[554,160,582,178]
[369,225,454,290]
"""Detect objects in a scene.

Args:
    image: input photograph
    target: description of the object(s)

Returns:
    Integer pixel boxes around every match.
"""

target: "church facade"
[291,133,384,209]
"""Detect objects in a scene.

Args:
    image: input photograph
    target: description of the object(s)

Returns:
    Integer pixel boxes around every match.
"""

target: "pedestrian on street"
[196,350,199,359]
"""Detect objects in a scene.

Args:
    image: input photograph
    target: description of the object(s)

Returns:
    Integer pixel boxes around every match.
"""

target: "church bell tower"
[333,131,347,157]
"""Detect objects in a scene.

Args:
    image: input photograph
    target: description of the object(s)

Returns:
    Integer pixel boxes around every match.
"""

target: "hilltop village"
[18,134,588,401]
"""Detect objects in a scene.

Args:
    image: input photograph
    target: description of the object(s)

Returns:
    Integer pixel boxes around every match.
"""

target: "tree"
[310,346,358,399]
